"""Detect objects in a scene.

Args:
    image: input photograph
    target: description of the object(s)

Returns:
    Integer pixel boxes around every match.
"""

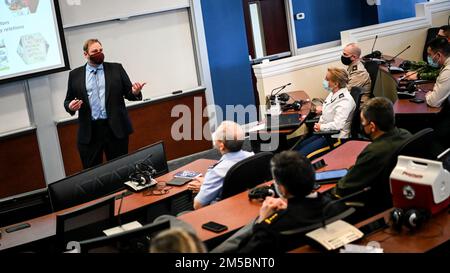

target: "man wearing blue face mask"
[425,37,450,150]
[293,67,356,160]
[404,25,449,81]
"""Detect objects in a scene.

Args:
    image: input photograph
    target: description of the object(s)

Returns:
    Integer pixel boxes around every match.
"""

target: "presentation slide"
[0,0,69,84]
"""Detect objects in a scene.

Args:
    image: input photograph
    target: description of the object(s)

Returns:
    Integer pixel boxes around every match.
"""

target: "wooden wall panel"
[58,90,212,176]
[0,129,46,199]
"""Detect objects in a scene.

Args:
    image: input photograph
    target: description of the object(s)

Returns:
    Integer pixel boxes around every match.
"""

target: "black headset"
[390,207,430,231]
[129,162,157,186]
[282,100,303,111]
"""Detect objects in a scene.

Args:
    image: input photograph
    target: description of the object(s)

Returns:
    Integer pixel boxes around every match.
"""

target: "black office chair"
[55,196,116,252]
[221,152,273,199]
[299,87,364,159]
[396,128,441,160]
[363,60,380,97]
[422,27,440,62]
[48,141,168,212]
[363,128,437,217]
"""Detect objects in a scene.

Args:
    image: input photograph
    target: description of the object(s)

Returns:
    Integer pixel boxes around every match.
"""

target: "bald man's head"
[343,43,362,58]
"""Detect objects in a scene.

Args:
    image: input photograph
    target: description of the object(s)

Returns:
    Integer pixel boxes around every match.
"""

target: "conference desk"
[248,90,311,152]
[0,159,216,252]
[0,140,370,252]
[373,56,441,133]
[290,208,449,253]
[179,140,370,247]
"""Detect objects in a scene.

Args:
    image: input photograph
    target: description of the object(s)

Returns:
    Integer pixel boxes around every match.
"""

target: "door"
[242,0,292,112]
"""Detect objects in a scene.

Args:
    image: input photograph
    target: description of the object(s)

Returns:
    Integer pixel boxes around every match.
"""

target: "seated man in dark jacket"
[332,97,412,216]
[212,151,345,253]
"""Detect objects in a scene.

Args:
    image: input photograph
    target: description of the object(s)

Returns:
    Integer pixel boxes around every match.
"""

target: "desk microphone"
[385,45,411,63]
[398,65,428,81]
[270,83,292,98]
[117,192,126,227]
[364,35,382,59]
[321,186,371,228]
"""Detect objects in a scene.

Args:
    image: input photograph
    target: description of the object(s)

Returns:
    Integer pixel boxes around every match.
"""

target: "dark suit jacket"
[64,62,142,144]
[237,194,346,253]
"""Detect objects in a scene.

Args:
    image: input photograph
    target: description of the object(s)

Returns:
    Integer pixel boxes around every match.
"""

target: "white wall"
[0,1,214,185]
[253,0,450,117]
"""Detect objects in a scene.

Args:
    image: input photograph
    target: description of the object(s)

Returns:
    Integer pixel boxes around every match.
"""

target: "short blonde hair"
[149,228,207,253]
[83,39,102,52]
[327,67,349,88]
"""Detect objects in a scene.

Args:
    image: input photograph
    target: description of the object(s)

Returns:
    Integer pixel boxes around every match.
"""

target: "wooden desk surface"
[312,140,370,172]
[179,141,369,242]
[179,183,337,242]
[291,208,450,253]
[377,56,441,115]
[0,159,216,251]
[251,90,311,134]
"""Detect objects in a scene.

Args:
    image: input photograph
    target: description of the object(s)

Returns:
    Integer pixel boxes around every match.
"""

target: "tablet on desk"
[315,169,348,184]
[166,177,193,186]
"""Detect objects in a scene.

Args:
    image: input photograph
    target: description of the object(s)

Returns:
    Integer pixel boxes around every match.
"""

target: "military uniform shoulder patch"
[263,213,279,225]
[339,93,344,99]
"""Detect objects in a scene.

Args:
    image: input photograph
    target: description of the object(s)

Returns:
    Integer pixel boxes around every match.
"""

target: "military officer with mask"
[341,43,372,104]
[294,67,356,160]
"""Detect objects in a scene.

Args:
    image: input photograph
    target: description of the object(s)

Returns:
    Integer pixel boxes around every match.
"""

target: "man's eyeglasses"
[143,182,172,196]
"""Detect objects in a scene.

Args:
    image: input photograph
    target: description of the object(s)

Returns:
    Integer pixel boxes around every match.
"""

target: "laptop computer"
[265,113,301,130]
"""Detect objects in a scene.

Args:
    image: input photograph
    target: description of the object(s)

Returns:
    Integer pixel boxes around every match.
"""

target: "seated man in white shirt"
[425,37,450,150]
[187,121,254,209]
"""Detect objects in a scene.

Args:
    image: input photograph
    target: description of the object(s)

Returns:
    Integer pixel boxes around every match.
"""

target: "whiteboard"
[50,8,199,120]
[58,0,190,28]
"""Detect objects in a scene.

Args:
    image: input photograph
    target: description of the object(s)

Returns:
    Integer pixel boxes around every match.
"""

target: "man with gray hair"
[341,43,372,103]
[187,121,254,209]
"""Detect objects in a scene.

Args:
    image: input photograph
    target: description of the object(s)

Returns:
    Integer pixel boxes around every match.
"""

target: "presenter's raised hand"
[69,98,83,112]
[132,82,146,95]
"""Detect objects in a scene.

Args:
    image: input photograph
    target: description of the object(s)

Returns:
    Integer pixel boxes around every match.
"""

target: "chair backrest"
[422,27,440,62]
[396,128,439,160]
[363,60,380,95]
[49,141,168,212]
[56,196,116,250]
[78,220,170,253]
[368,128,436,213]
[349,86,363,139]
[221,152,273,199]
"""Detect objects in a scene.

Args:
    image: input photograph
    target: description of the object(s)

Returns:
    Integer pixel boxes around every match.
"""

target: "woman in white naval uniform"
[295,67,356,159]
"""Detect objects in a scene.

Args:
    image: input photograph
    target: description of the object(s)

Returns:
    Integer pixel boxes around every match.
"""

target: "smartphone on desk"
[409,98,424,104]
[202,221,228,233]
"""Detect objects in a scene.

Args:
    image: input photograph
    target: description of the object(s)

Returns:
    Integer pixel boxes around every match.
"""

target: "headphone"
[129,162,157,186]
[282,100,303,111]
[390,207,430,231]
[397,80,416,93]
[248,184,277,200]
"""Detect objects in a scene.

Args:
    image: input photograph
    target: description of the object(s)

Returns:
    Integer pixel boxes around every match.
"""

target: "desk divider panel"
[57,90,212,176]
[0,128,46,199]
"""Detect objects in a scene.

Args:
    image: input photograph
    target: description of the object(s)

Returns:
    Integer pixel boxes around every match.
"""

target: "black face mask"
[360,123,372,139]
[341,55,353,66]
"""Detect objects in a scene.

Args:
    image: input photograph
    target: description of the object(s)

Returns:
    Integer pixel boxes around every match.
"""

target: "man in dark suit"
[64,39,146,169]
[211,151,345,253]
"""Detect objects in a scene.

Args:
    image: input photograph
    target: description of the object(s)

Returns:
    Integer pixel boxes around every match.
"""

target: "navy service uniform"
[295,87,356,159]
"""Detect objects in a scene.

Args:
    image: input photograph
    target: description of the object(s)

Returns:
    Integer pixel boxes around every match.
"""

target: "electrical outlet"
[295,13,305,20]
